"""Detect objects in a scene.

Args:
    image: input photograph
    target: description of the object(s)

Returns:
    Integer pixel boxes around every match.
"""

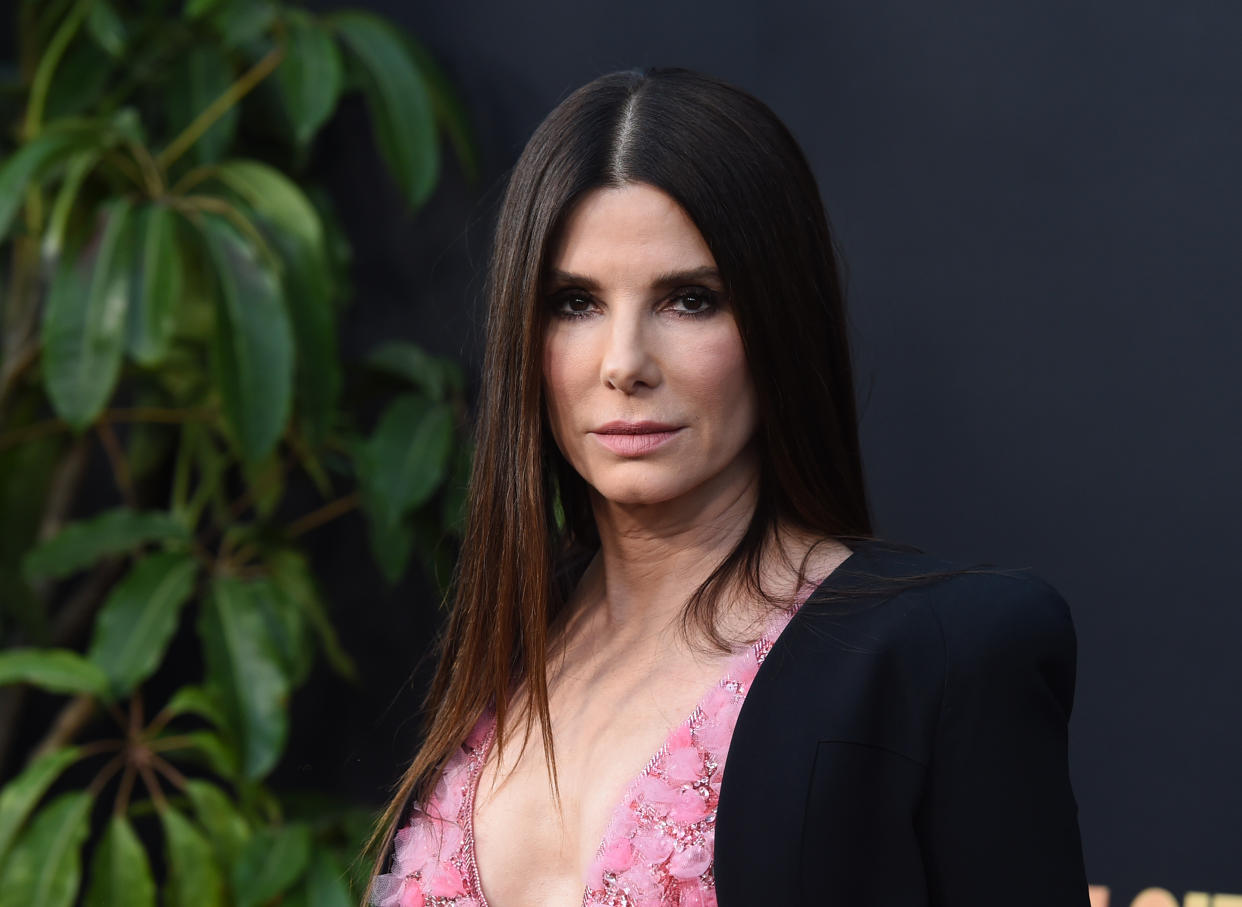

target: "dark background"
[9,0,1242,902]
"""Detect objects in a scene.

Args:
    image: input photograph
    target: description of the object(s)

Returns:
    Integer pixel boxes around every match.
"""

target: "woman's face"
[542,183,759,510]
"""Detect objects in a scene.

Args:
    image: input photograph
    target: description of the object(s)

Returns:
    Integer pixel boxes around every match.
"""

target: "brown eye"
[669,288,718,316]
[550,291,596,319]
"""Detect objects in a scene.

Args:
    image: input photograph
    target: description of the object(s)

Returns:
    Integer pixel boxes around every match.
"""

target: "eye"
[667,287,719,317]
[549,290,597,319]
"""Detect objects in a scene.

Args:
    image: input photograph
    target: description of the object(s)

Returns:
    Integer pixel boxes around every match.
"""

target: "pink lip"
[590,421,682,456]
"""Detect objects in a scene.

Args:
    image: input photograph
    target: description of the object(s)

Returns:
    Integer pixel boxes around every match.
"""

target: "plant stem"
[0,406,215,452]
[78,738,125,759]
[175,194,280,268]
[105,700,127,732]
[103,150,146,191]
[147,734,196,752]
[127,140,165,198]
[96,420,136,506]
[0,413,65,451]
[28,693,95,763]
[228,448,295,519]
[36,437,88,544]
[168,163,218,197]
[88,752,125,800]
[138,763,166,810]
[285,491,360,540]
[151,753,187,791]
[22,0,92,141]
[157,43,285,171]
[113,761,137,814]
[129,689,143,737]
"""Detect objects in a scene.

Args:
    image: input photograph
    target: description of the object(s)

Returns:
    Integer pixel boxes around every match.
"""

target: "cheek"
[541,330,587,434]
[679,330,756,424]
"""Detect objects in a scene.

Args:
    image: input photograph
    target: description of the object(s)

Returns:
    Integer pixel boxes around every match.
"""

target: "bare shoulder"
[772,528,854,587]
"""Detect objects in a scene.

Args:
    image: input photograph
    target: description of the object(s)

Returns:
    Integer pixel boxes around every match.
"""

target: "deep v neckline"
[462,604,803,907]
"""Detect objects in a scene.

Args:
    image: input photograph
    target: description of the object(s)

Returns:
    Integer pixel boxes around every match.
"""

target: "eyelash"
[548,287,721,321]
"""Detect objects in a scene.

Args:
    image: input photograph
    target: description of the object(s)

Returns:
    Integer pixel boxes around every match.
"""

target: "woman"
[366,68,1089,906]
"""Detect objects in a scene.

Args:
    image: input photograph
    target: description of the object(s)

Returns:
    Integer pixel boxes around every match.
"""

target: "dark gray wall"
[305,1,1242,901]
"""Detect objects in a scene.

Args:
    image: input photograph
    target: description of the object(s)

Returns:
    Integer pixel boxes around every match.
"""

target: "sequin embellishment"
[371,608,797,907]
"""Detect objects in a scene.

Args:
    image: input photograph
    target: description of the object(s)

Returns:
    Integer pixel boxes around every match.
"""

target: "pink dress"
[371,597,808,907]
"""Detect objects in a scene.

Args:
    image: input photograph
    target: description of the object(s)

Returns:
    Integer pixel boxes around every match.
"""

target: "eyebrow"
[545,265,723,292]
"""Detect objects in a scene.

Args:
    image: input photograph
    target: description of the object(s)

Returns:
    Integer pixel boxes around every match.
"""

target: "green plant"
[0,1,474,904]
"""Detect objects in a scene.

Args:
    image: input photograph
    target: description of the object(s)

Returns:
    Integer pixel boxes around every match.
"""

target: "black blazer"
[714,540,1090,905]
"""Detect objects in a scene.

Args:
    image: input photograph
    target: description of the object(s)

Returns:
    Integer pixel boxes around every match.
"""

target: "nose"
[600,307,660,394]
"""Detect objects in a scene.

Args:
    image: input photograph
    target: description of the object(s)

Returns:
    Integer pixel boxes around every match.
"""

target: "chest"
[470,651,744,907]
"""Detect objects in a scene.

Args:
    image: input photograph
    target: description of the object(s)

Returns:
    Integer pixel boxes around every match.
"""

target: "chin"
[587,471,685,507]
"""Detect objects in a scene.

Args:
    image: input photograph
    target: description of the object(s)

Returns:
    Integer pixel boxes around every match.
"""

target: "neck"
[578,454,761,645]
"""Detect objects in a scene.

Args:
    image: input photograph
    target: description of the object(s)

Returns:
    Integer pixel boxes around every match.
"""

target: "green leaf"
[276,15,343,146]
[22,508,190,582]
[402,34,478,182]
[87,551,199,696]
[266,227,340,440]
[211,160,322,253]
[0,790,93,907]
[410,506,456,595]
[184,779,250,867]
[167,730,239,781]
[0,649,110,699]
[0,413,62,638]
[125,203,185,366]
[368,517,413,586]
[0,124,98,241]
[199,576,290,780]
[42,150,100,261]
[366,341,462,401]
[441,437,473,535]
[165,46,237,166]
[159,685,226,728]
[238,448,285,519]
[360,395,455,529]
[210,161,341,438]
[41,199,133,429]
[185,0,226,21]
[305,850,353,907]
[355,394,453,585]
[43,37,113,121]
[84,815,154,907]
[0,747,81,866]
[333,12,439,208]
[251,578,313,686]
[200,214,294,463]
[85,1,127,57]
[211,0,277,48]
[160,807,225,907]
[267,549,356,682]
[231,823,312,907]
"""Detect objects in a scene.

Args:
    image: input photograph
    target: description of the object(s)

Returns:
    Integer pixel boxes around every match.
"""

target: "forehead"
[548,183,716,278]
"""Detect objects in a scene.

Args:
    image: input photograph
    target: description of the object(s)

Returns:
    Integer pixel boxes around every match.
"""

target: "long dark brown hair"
[363,66,872,893]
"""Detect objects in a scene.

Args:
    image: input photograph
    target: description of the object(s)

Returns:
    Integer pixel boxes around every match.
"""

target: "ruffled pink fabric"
[372,598,805,907]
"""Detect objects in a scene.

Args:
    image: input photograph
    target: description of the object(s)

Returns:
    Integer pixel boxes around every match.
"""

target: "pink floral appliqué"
[370,745,482,907]
[372,599,801,907]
